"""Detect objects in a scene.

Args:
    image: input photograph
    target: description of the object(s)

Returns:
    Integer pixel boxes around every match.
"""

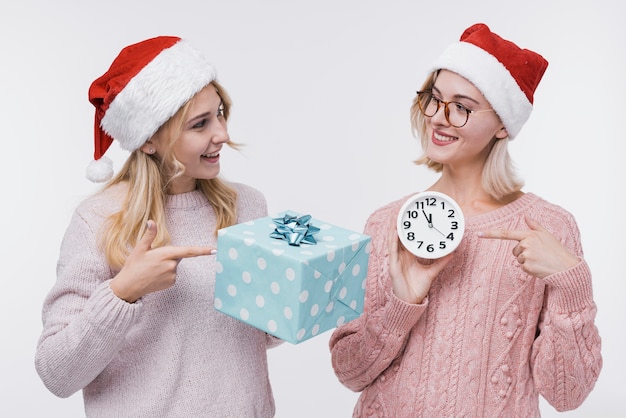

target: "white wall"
[1,1,623,416]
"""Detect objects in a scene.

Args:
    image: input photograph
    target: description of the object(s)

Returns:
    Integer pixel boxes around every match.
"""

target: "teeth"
[434,132,456,142]
[203,152,219,157]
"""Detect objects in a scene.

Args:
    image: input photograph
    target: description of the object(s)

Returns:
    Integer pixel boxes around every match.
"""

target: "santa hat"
[86,36,217,182]
[431,23,548,139]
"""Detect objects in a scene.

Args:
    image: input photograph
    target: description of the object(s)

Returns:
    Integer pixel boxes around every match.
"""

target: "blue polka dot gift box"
[214,211,371,344]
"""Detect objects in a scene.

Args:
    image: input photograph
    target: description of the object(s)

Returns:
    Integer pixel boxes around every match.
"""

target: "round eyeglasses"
[416,90,495,128]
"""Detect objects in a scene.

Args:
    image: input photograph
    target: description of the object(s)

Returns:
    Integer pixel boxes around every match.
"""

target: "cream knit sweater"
[36,182,279,417]
[330,193,602,417]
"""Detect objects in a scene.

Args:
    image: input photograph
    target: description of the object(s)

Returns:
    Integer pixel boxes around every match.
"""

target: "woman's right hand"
[388,220,454,305]
[110,220,216,303]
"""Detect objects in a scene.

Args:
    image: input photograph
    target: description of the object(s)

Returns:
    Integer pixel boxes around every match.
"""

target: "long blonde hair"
[100,80,238,270]
[410,71,524,201]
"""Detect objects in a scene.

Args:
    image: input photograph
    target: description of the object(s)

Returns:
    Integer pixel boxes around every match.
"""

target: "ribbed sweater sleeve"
[35,206,142,398]
[518,200,603,411]
[531,251,602,410]
[329,201,426,392]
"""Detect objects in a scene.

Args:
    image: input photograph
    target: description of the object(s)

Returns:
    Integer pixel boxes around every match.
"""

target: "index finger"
[164,246,217,260]
[478,229,529,242]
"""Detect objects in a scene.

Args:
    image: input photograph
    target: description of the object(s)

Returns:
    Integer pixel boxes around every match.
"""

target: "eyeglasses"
[415,90,495,128]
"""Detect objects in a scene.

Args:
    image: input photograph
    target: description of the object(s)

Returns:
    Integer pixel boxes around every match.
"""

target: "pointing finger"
[164,246,217,260]
[478,229,530,242]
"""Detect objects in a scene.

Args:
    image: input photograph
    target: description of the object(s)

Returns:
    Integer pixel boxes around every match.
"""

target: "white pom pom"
[86,156,114,183]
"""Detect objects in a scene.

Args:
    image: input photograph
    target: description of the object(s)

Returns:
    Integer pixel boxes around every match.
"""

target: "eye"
[217,103,225,117]
[452,102,470,114]
[192,118,208,129]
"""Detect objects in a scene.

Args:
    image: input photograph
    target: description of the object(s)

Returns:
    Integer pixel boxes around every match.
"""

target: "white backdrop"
[1,1,624,417]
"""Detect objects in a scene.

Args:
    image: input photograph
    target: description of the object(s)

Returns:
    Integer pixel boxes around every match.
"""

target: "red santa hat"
[86,36,216,182]
[431,23,548,139]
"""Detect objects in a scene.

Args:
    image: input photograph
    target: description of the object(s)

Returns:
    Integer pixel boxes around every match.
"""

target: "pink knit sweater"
[330,192,601,417]
[36,182,280,417]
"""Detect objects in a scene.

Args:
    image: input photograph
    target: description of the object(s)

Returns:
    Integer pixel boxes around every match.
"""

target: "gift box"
[214,211,371,344]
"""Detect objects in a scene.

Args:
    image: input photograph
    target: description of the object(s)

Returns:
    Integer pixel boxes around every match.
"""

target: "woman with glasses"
[330,23,601,417]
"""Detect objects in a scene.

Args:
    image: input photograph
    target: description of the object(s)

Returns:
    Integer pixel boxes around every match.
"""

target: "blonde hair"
[100,80,238,269]
[410,71,524,201]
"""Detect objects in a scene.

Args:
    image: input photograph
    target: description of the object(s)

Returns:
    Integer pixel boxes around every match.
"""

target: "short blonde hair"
[410,71,524,201]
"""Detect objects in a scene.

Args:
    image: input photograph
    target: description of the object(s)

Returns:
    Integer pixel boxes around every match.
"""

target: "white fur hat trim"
[431,41,532,139]
[100,40,216,152]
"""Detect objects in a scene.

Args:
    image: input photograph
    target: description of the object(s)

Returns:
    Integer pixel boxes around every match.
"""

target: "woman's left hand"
[478,216,580,278]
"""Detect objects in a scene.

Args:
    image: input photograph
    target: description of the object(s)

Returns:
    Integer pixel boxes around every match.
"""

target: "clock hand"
[431,225,447,237]
[422,210,433,227]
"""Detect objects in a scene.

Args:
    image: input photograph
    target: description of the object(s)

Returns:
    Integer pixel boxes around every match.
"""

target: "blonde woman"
[35,36,280,417]
[330,24,601,417]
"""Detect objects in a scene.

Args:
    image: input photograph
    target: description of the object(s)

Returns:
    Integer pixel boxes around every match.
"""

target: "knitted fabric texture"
[35,183,279,417]
[330,193,601,417]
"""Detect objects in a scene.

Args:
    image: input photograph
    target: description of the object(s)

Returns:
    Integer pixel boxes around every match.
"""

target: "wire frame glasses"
[416,90,495,128]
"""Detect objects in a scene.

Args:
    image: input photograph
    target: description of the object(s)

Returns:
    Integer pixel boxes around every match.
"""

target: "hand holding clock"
[478,216,580,279]
[388,220,454,305]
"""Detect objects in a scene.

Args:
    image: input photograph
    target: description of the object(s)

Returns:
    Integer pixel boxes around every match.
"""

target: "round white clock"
[396,191,466,259]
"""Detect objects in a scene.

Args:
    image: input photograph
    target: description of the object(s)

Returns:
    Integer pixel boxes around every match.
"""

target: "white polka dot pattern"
[214,211,371,344]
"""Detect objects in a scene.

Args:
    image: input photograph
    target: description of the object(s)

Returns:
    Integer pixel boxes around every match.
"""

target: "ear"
[495,125,509,140]
[139,141,156,155]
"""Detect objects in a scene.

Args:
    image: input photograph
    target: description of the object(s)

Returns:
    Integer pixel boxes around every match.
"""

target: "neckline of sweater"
[463,192,540,230]
[166,189,209,209]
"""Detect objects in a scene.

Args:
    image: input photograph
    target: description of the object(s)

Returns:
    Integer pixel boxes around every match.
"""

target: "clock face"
[396,191,465,259]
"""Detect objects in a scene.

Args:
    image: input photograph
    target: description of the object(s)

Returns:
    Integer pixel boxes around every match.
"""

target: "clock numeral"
[403,221,411,229]
[447,209,456,218]
[406,232,415,241]
[439,241,446,249]
[447,232,455,240]
[451,221,458,230]
[414,198,437,210]
[406,210,419,219]
[426,244,434,253]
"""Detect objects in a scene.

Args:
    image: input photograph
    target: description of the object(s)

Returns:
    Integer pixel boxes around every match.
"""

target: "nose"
[429,103,450,126]
[212,120,230,144]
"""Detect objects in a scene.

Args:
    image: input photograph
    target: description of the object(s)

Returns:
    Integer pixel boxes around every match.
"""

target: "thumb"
[136,220,158,252]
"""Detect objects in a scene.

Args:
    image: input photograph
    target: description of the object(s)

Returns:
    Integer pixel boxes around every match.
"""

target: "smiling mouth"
[434,132,457,142]
[202,151,220,158]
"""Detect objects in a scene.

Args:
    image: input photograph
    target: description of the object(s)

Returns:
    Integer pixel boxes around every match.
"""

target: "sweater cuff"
[381,291,426,335]
[84,280,143,331]
[542,260,595,313]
